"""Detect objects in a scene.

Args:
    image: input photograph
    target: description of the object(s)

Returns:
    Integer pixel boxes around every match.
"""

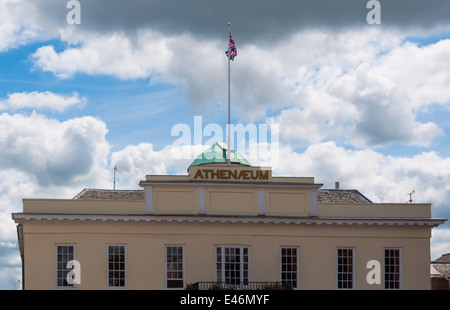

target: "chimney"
[335,182,340,190]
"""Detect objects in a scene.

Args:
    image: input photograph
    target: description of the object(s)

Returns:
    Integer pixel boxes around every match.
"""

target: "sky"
[1,0,450,289]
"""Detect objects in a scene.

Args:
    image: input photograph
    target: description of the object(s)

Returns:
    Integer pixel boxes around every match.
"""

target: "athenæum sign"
[189,166,272,181]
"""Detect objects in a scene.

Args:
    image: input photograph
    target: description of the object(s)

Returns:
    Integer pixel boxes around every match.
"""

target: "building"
[430,253,450,290]
[11,143,447,289]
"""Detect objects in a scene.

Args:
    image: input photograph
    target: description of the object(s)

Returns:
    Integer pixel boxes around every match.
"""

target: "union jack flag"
[225,31,237,61]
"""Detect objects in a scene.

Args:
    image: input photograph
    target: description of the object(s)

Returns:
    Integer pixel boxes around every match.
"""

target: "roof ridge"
[317,189,372,204]
[73,188,144,200]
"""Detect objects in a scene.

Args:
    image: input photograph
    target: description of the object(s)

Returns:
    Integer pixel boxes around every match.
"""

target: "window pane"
[216,246,250,286]
[384,249,401,290]
[337,248,353,290]
[56,245,75,288]
[281,247,298,289]
[107,245,126,288]
[166,246,184,289]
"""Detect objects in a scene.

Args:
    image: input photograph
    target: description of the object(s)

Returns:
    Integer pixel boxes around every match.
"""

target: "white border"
[336,247,355,290]
[55,243,76,290]
[106,244,127,289]
[214,245,251,288]
[280,246,300,290]
[165,244,185,290]
[383,247,402,290]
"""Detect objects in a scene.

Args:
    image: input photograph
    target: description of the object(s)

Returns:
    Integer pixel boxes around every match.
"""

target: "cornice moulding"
[11,213,446,227]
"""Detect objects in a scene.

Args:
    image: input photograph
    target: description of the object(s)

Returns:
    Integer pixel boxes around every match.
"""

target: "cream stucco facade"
[11,151,446,290]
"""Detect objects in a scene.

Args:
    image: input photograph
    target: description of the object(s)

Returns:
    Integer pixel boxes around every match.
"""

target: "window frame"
[215,245,250,286]
[280,246,299,290]
[165,245,185,290]
[55,244,76,289]
[336,247,355,290]
[384,248,402,290]
[106,244,127,289]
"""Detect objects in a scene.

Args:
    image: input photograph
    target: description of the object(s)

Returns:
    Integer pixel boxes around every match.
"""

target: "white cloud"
[110,143,170,188]
[0,109,114,288]
[0,0,48,52]
[267,142,450,208]
[0,238,21,290]
[375,39,450,108]
[268,30,449,148]
[32,30,173,80]
[0,111,113,251]
[0,264,21,290]
[0,91,85,112]
[431,228,450,260]
[110,143,210,188]
[0,112,110,187]
[328,39,450,147]
[30,27,450,148]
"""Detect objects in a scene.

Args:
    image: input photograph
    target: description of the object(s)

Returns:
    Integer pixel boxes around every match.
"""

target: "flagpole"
[227,21,231,166]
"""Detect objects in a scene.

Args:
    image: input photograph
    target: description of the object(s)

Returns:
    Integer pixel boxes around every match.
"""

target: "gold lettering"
[260,170,269,180]
[194,169,204,179]
[239,170,250,180]
[193,169,270,181]
[210,169,219,179]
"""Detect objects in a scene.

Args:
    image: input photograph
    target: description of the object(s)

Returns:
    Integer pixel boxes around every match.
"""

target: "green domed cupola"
[190,142,251,167]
